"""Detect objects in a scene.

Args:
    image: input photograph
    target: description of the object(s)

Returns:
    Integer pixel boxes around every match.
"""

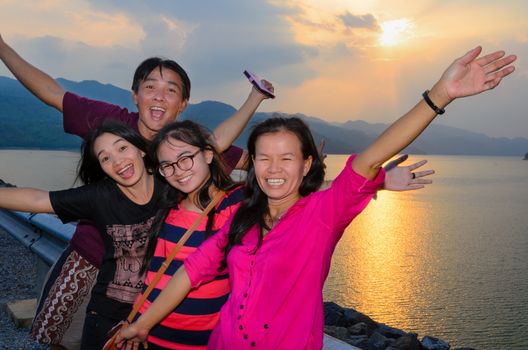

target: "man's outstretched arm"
[0,34,65,111]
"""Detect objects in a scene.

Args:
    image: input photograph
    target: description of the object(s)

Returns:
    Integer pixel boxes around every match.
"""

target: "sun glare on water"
[379,19,414,46]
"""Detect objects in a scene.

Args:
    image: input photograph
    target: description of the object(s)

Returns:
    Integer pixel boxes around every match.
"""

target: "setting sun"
[379,19,414,46]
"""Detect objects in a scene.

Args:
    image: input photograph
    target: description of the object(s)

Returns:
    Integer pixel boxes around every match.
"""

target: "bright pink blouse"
[184,155,385,350]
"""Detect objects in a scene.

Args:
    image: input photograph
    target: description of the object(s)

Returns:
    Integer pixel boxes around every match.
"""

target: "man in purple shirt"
[0,33,272,349]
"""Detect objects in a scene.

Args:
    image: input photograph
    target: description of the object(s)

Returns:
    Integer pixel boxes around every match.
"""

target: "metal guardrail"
[0,208,75,266]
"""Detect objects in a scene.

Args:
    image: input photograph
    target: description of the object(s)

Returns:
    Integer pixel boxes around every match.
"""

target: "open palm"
[441,46,516,100]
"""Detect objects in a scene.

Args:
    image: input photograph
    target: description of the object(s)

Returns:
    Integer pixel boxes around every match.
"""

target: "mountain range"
[1,75,527,156]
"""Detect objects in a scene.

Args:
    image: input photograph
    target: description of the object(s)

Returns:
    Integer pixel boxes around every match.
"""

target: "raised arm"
[211,80,274,152]
[0,34,65,110]
[0,187,54,213]
[352,46,516,180]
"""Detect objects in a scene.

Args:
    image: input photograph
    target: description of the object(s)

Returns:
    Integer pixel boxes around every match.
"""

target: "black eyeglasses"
[158,149,201,177]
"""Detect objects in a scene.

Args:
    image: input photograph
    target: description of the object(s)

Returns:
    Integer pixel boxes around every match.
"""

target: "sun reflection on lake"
[325,189,435,332]
[323,154,528,349]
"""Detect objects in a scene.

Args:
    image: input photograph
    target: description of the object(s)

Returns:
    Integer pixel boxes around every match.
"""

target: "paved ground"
[0,227,49,350]
[323,334,359,350]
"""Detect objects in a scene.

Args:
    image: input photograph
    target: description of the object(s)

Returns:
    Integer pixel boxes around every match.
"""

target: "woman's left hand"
[383,155,434,191]
[436,46,516,103]
[114,322,149,350]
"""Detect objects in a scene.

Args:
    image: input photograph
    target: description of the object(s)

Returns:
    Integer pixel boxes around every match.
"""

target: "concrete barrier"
[323,334,360,350]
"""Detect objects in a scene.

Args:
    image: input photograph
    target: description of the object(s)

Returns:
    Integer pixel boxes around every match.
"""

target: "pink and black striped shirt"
[135,186,245,349]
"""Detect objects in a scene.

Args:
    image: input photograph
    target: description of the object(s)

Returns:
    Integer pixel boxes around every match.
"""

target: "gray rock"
[422,335,450,350]
[343,308,378,334]
[392,333,422,350]
[377,323,407,338]
[348,322,367,335]
[345,335,369,347]
[367,331,388,350]
[324,302,346,326]
[324,325,349,340]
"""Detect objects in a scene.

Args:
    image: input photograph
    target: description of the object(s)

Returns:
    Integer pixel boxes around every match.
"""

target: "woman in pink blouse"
[117,46,516,350]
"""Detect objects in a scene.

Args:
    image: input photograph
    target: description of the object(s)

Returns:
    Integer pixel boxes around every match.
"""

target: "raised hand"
[250,79,275,100]
[383,155,434,191]
[437,46,516,102]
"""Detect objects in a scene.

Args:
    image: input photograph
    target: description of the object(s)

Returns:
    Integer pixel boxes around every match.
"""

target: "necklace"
[267,210,287,229]
[266,196,300,230]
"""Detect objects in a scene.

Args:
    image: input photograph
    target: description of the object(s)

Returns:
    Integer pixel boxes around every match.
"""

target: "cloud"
[1,0,318,98]
[4,35,138,88]
[2,0,526,138]
[87,1,319,88]
[339,12,380,31]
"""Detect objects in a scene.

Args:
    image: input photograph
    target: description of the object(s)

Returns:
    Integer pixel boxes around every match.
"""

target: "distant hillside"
[1,76,527,155]
[343,120,528,156]
[0,76,79,149]
[57,78,136,111]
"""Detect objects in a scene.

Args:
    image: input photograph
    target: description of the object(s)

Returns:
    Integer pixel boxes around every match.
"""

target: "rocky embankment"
[324,302,474,350]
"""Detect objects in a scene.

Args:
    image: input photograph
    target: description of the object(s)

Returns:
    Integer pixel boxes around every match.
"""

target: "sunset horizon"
[1,0,526,138]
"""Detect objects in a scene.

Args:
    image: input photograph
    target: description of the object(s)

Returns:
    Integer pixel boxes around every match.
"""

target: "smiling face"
[253,130,312,207]
[93,132,147,188]
[132,67,189,140]
[156,138,213,200]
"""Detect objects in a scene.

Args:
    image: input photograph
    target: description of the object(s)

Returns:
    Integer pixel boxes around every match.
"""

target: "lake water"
[1,151,526,349]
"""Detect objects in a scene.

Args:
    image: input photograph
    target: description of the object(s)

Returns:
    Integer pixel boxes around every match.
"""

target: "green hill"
[1,75,527,155]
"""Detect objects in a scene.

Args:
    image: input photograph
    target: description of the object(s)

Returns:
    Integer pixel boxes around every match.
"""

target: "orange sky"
[1,0,527,138]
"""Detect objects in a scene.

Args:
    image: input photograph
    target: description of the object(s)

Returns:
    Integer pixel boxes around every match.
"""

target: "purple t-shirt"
[62,92,244,267]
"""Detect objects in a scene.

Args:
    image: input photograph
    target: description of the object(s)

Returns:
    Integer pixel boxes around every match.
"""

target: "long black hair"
[141,120,237,273]
[76,120,152,185]
[220,117,325,269]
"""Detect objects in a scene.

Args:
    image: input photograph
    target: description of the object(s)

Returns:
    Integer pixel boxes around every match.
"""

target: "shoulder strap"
[126,190,225,323]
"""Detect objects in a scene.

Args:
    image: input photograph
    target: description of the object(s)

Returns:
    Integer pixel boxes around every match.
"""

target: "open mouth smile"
[266,178,285,186]
[149,106,167,120]
[177,174,193,184]
[117,164,134,179]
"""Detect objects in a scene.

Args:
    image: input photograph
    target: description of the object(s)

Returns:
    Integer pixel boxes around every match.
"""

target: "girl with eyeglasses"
[128,120,244,350]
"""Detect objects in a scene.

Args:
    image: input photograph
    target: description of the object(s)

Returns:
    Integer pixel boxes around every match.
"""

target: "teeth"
[178,175,192,183]
[267,178,285,185]
[150,106,166,112]
[118,164,132,175]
